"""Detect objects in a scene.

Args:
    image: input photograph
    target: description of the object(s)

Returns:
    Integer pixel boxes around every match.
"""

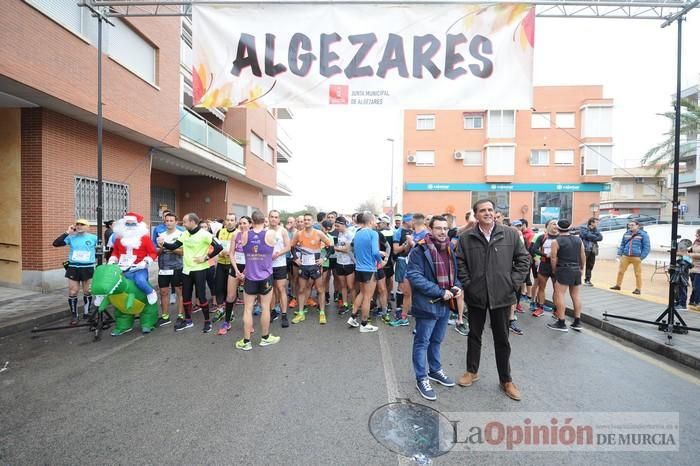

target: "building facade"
[0,1,291,290]
[677,75,700,216]
[599,167,674,221]
[402,86,613,226]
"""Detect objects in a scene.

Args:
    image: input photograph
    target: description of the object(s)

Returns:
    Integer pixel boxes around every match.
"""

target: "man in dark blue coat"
[407,215,462,401]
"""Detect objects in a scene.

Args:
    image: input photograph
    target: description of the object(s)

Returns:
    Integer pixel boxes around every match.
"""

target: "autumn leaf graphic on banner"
[458,3,535,49]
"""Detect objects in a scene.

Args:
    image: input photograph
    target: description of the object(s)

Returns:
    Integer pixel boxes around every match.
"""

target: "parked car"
[577,217,629,232]
[614,214,658,226]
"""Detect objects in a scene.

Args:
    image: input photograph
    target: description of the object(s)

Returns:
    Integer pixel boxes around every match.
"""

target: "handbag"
[592,243,599,256]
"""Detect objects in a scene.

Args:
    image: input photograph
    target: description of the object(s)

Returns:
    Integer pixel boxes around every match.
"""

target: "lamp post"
[386,138,395,216]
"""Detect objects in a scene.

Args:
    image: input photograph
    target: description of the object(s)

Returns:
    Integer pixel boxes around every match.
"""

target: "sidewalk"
[0,286,69,338]
[543,259,700,371]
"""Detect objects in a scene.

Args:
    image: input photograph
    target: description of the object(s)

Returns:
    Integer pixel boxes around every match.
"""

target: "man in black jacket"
[579,217,603,286]
[455,199,530,401]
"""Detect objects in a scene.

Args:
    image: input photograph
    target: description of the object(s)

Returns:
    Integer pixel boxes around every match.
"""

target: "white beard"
[113,219,148,250]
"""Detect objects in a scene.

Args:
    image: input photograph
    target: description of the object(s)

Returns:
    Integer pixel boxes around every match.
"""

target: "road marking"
[88,335,145,363]
[377,326,399,403]
[587,328,700,386]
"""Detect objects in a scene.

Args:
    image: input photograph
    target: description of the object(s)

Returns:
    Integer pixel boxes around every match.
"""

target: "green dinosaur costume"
[91,264,158,336]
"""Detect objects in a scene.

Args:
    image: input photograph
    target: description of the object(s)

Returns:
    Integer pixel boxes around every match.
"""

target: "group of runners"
[54,206,588,351]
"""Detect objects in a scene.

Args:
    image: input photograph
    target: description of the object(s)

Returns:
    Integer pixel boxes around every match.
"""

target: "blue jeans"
[124,268,154,296]
[412,312,449,381]
[690,273,700,305]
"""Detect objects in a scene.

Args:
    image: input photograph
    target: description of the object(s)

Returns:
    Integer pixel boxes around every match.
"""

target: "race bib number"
[71,250,91,262]
[118,254,137,268]
[235,251,246,264]
[158,269,174,276]
[302,254,316,266]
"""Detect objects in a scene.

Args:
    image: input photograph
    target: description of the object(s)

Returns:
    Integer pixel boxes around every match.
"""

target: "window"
[472,191,510,216]
[264,144,275,165]
[643,184,658,196]
[554,150,575,165]
[619,184,634,198]
[531,112,551,129]
[461,150,483,166]
[582,106,613,137]
[529,149,549,166]
[533,192,572,224]
[463,113,483,130]
[75,177,129,224]
[581,145,613,175]
[416,115,435,130]
[487,110,515,138]
[414,150,435,166]
[27,1,157,84]
[555,112,575,128]
[250,132,264,157]
[486,146,515,175]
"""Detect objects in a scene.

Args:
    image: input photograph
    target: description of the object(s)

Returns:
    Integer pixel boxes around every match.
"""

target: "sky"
[270,9,700,213]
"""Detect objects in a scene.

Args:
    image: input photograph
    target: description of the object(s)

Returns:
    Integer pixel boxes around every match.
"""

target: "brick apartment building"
[402,86,613,226]
[0,1,292,290]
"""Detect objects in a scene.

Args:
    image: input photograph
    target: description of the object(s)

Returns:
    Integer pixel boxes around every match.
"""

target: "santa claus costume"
[108,212,159,304]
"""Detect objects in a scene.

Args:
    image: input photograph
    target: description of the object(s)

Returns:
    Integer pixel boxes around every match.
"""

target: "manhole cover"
[369,401,455,461]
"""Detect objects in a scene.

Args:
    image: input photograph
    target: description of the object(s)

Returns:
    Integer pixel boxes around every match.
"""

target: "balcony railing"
[277,168,293,191]
[679,171,697,185]
[180,107,244,166]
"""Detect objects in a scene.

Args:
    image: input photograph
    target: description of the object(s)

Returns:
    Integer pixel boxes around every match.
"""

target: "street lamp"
[386,138,395,216]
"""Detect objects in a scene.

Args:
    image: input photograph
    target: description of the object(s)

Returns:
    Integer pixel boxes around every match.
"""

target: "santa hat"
[123,212,144,223]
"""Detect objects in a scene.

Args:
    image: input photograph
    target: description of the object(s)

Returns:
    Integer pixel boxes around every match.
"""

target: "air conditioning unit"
[453,151,465,160]
[407,154,417,163]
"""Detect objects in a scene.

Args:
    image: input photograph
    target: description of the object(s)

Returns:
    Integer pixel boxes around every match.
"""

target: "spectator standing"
[579,217,603,286]
[610,221,650,295]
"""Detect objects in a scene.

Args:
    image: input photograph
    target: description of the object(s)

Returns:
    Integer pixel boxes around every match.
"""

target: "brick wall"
[227,178,265,214]
[22,108,151,271]
[179,177,227,221]
[0,2,181,147]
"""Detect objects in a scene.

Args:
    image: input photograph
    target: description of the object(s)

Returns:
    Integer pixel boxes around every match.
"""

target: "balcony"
[679,171,698,186]
[180,107,244,166]
[276,168,293,193]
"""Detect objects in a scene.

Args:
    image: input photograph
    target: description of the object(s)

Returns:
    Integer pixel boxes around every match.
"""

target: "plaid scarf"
[424,233,454,290]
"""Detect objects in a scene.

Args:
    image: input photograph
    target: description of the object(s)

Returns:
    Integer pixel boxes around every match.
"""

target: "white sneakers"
[347,317,378,333]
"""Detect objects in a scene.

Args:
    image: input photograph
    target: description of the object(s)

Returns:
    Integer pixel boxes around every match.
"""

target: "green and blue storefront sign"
[404,182,611,192]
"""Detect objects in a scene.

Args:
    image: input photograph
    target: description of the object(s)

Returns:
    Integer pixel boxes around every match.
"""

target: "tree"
[642,98,700,174]
[356,200,379,214]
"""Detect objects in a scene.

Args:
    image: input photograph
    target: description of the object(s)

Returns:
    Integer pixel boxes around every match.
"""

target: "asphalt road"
[1,302,699,465]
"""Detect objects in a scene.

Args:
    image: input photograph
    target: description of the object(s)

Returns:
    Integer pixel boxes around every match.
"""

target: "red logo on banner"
[329,85,349,104]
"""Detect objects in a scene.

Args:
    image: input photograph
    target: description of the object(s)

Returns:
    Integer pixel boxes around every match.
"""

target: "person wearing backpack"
[610,220,650,295]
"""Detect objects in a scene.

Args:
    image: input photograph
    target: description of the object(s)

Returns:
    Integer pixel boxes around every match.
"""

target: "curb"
[552,301,700,372]
[0,307,70,339]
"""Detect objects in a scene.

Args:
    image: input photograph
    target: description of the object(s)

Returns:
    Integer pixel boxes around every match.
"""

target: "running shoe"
[253,303,262,316]
[359,323,378,333]
[532,307,544,318]
[192,304,201,314]
[547,319,569,332]
[570,319,583,332]
[213,308,225,323]
[319,311,327,325]
[447,313,457,326]
[270,307,280,322]
[289,297,298,308]
[347,316,360,328]
[292,310,306,324]
[169,292,177,305]
[307,297,318,307]
[509,320,523,335]
[583,281,593,287]
[202,321,212,333]
[520,294,529,302]
[174,318,194,332]
[382,313,393,324]
[515,303,525,314]
[235,339,252,351]
[338,298,345,309]
[529,301,537,312]
[218,321,231,335]
[281,313,289,328]
[454,323,469,336]
[388,318,410,327]
[156,316,171,327]
[235,297,244,305]
[69,316,79,326]
[260,334,281,346]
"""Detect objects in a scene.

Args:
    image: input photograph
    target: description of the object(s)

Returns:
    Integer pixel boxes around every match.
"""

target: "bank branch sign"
[406,183,611,192]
